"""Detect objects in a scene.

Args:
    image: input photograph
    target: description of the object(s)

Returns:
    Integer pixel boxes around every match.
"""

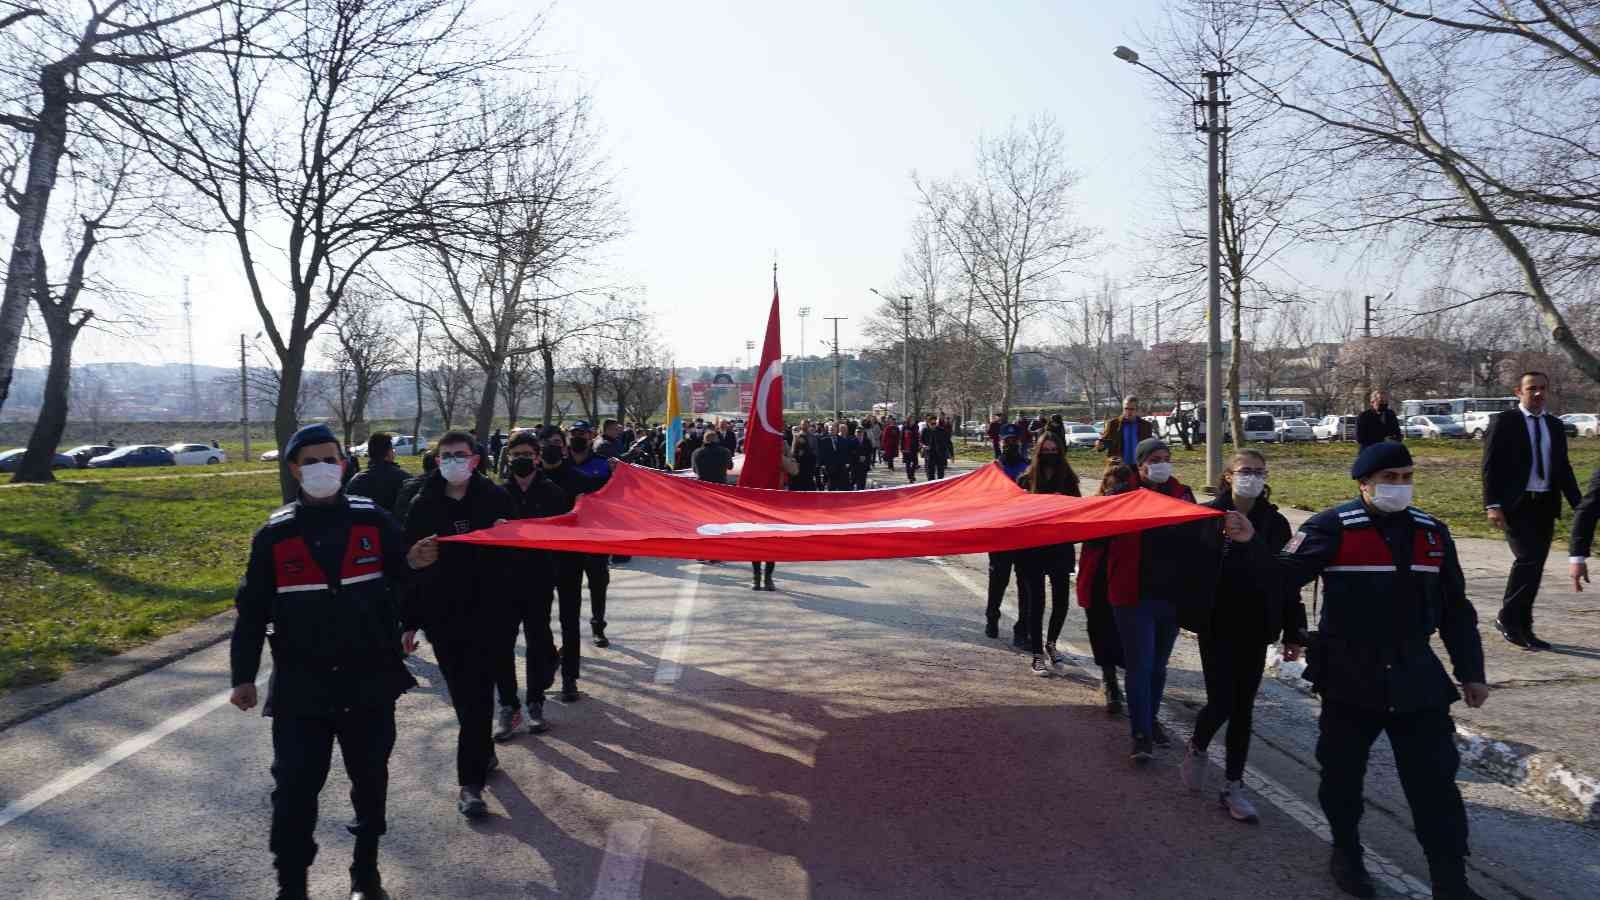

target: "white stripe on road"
[653,565,703,685]
[932,557,1431,899]
[591,820,653,899]
[0,675,267,830]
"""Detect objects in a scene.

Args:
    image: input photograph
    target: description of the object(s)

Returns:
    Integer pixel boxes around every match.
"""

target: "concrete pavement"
[7,550,1571,898]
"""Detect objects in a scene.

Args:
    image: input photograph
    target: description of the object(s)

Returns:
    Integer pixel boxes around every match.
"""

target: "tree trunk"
[504,376,522,430]
[274,344,307,502]
[472,361,500,445]
[541,348,556,424]
[0,65,70,418]
[999,340,1015,423]
[412,327,424,445]
[12,315,79,484]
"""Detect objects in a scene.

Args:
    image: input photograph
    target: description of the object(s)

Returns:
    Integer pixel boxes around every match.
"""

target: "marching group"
[227,371,1600,900]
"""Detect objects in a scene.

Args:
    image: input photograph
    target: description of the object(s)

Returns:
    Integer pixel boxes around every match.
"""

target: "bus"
[1399,397,1517,421]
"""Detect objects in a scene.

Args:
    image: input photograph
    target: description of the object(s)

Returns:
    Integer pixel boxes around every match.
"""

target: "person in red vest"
[881,417,901,470]
[900,416,921,482]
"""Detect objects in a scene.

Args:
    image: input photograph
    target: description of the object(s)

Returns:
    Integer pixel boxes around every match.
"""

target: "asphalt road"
[1,550,1596,898]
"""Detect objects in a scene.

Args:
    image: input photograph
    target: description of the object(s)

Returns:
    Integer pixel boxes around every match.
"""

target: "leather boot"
[1102,667,1124,715]
[276,866,310,900]
[1427,855,1483,900]
[1329,846,1376,899]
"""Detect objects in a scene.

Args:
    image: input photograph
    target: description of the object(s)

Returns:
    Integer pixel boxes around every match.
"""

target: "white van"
[1242,413,1279,443]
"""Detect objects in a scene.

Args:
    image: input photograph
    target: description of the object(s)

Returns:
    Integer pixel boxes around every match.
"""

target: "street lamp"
[797,306,811,412]
[745,339,755,371]
[1115,44,1229,490]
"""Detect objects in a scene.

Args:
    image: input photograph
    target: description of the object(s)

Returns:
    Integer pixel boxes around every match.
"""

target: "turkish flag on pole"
[738,277,785,489]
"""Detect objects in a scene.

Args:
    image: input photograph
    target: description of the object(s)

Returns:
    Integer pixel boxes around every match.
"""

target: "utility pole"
[1362,293,1374,402]
[1201,68,1229,490]
[825,316,847,421]
[745,340,755,371]
[897,296,913,419]
[239,334,251,461]
[798,306,811,413]
[183,276,199,418]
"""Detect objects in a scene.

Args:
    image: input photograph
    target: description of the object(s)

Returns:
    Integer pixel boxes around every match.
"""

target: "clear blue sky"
[54,0,1178,370]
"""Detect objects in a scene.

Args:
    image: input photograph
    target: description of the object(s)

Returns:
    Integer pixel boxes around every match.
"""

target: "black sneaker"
[1130,735,1154,764]
[1011,631,1028,651]
[350,871,390,900]
[1329,847,1376,899]
[593,632,610,648]
[984,620,999,639]
[1494,616,1531,649]
[763,578,775,592]
[525,700,548,734]
[560,682,580,703]
[751,581,763,591]
[1030,654,1053,678]
[457,786,488,819]
[1525,631,1553,651]
[1151,721,1173,747]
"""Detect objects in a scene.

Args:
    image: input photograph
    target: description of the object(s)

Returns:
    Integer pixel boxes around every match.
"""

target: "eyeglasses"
[1233,467,1267,477]
[439,450,473,461]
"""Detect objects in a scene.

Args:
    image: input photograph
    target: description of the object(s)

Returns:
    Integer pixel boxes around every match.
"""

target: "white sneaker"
[1030,655,1053,677]
[492,704,522,743]
[1044,642,1069,674]
[1221,780,1259,823]
[1180,743,1206,793]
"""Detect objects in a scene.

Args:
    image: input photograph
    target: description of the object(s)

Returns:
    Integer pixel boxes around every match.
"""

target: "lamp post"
[871,288,915,420]
[798,306,811,412]
[745,340,755,371]
[1114,44,1228,490]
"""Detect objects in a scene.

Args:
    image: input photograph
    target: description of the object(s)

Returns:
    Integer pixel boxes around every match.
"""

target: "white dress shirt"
[1522,405,1552,493]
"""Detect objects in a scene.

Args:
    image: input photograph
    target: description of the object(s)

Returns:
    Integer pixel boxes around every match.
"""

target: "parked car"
[64,444,115,467]
[1563,413,1599,437]
[1313,415,1359,441]
[1407,415,1467,439]
[260,448,280,462]
[1461,411,1495,439]
[167,443,227,465]
[1063,423,1100,449]
[350,434,427,457]
[1401,420,1427,439]
[1560,417,1579,439]
[1274,418,1315,442]
[1240,413,1279,443]
[0,448,76,472]
[86,444,177,468]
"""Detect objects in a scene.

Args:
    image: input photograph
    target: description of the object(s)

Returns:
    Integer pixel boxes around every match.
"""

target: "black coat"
[1196,493,1306,644]
[401,472,515,642]
[1571,467,1600,558]
[500,471,570,581]
[346,458,410,513]
[1481,407,1582,511]
[1355,408,1402,447]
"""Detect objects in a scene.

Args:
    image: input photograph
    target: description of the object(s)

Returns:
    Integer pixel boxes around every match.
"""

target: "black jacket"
[1355,408,1402,448]
[1015,473,1080,574]
[1570,467,1600,558]
[394,473,427,525]
[1481,407,1582,511]
[401,472,515,642]
[230,494,416,717]
[500,470,569,581]
[347,458,410,513]
[1196,493,1306,644]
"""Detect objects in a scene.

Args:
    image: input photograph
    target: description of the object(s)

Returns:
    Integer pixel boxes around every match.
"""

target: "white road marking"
[590,820,653,899]
[0,674,267,830]
[932,557,1432,899]
[654,565,703,685]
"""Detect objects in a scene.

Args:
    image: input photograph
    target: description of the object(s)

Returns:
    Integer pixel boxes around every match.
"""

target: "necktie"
[1532,415,1545,480]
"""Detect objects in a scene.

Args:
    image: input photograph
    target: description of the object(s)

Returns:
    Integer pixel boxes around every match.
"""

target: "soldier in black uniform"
[230,423,439,900]
[1278,442,1488,900]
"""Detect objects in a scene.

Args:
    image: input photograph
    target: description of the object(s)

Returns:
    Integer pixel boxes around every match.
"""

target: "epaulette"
[1335,503,1372,529]
[266,502,298,526]
[347,494,377,510]
[1407,507,1441,530]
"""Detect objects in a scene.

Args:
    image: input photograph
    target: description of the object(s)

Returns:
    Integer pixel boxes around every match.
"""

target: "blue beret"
[570,420,593,432]
[1001,424,1021,438]
[284,423,340,462]
[1350,441,1413,480]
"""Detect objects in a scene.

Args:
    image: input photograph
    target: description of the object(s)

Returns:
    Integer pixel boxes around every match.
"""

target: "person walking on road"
[537,428,612,700]
[921,414,951,481]
[400,431,514,821]
[1077,465,1134,714]
[1095,395,1154,463]
[881,417,901,471]
[1481,371,1582,649]
[346,432,410,514]
[392,450,436,525]
[1279,441,1488,900]
[789,431,819,491]
[987,413,1004,459]
[900,416,921,482]
[1355,390,1403,449]
[230,423,437,900]
[1182,449,1307,824]
[751,441,800,591]
[986,424,1030,643]
[1569,461,1600,592]
[566,422,615,645]
[1014,433,1081,678]
[492,431,568,743]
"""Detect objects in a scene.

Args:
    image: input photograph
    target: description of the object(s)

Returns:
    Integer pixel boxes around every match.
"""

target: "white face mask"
[1232,473,1265,498]
[298,461,343,499]
[1368,483,1413,513]
[1143,461,1173,484]
[439,457,474,485]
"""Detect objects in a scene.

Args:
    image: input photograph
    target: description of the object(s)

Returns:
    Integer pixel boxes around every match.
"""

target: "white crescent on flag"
[754,359,784,436]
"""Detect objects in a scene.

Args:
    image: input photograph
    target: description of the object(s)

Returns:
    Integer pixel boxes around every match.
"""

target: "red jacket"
[1077,476,1197,609]
[882,424,901,454]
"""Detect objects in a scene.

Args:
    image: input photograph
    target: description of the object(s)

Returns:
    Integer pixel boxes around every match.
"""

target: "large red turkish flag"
[441,462,1221,562]
[738,282,785,489]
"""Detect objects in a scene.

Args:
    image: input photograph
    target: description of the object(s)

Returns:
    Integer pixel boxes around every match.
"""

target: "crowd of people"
[227,371,1600,900]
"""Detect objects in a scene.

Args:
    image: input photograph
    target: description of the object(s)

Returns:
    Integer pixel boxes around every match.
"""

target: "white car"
[260,448,279,462]
[1314,415,1359,441]
[1401,420,1427,439]
[1461,411,1496,440]
[1063,423,1100,449]
[167,442,227,465]
[350,434,427,457]
[1561,413,1599,437]
[1275,418,1315,442]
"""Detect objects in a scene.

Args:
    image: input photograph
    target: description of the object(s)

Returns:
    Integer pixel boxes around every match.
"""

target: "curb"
[0,609,237,733]
[1263,647,1600,826]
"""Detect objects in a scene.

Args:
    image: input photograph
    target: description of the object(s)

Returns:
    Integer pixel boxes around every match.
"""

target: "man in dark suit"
[1355,389,1403,448]
[1096,395,1155,462]
[1569,466,1600,592]
[1481,372,1583,649]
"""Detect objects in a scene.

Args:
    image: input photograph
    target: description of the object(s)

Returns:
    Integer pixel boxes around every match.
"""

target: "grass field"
[0,475,283,693]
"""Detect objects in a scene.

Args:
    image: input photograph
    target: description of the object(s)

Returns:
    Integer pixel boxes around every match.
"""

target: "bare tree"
[422,340,476,432]
[323,291,404,446]
[0,1,273,419]
[143,0,521,498]
[915,115,1097,421]
[499,332,538,429]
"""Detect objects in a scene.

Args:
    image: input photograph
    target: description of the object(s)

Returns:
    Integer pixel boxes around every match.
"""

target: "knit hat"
[1350,441,1413,480]
[1133,437,1169,465]
[283,423,339,463]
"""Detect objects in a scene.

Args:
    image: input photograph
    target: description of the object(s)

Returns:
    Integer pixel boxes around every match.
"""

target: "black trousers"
[825,464,851,491]
[578,552,610,631]
[1316,700,1468,860]
[1192,631,1267,780]
[270,704,396,873]
[751,561,775,582]
[1085,594,1123,668]
[926,455,947,480]
[1501,491,1558,632]
[903,454,918,481]
[432,638,498,788]
[495,583,559,709]
[1017,559,1070,653]
[552,554,586,685]
[986,551,1018,631]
